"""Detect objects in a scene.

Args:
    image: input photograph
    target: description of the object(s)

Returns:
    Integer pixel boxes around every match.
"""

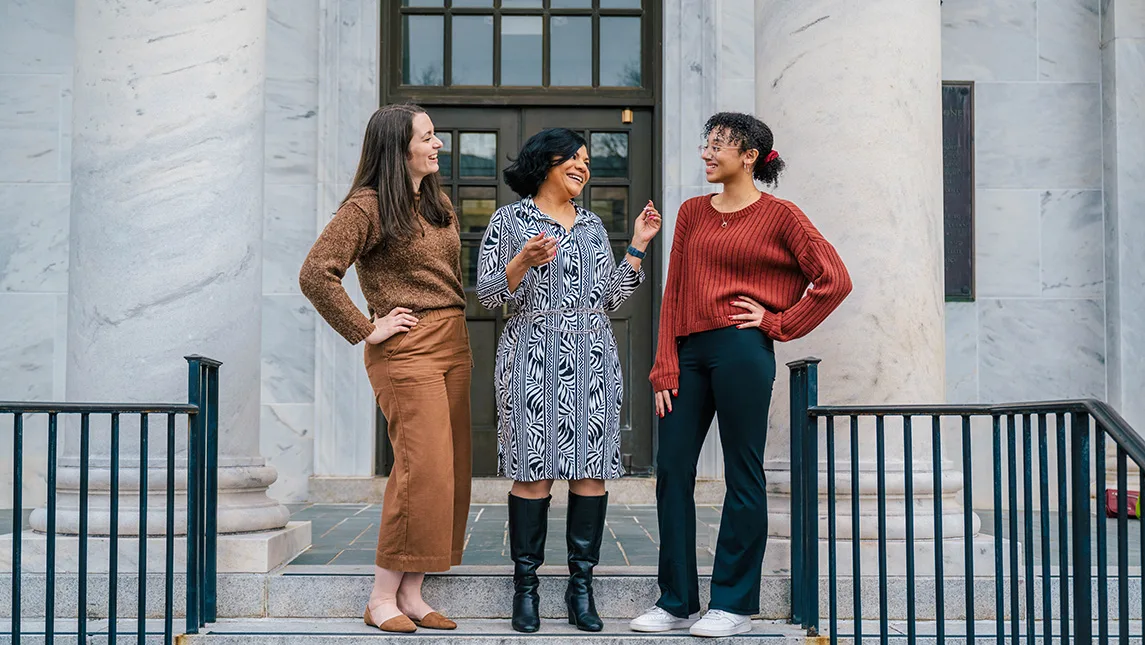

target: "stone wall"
[941,0,1107,406]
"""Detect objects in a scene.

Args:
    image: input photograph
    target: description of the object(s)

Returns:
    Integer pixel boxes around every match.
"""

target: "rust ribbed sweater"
[649,193,852,392]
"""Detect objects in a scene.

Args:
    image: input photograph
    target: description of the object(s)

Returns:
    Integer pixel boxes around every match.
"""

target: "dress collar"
[521,196,596,230]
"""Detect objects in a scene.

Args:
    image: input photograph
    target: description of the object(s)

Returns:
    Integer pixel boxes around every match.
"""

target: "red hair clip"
[764,150,779,163]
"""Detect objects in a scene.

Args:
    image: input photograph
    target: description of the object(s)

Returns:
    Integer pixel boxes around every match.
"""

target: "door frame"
[375,1,665,477]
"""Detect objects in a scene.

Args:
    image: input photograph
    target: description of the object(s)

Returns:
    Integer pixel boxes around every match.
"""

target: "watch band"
[626,245,646,260]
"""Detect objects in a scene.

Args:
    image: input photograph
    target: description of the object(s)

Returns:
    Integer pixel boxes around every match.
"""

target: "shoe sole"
[689,621,753,638]
[629,621,692,633]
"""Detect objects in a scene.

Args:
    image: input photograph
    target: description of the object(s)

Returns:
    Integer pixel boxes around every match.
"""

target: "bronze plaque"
[943,83,974,301]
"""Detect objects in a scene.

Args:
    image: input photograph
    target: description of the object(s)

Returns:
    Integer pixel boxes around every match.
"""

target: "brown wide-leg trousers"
[364,308,472,572]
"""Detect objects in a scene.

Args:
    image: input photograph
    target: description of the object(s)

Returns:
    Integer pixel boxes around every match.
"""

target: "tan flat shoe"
[411,611,457,630]
[364,606,417,633]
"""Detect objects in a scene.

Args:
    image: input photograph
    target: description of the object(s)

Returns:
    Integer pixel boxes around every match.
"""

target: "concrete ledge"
[307,477,728,505]
[0,522,311,574]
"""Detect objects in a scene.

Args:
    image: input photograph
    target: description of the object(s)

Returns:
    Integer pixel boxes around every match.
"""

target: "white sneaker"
[628,606,695,632]
[689,609,753,638]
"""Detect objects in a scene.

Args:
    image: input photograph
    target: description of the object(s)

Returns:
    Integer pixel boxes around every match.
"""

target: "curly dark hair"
[703,112,786,187]
[503,128,588,198]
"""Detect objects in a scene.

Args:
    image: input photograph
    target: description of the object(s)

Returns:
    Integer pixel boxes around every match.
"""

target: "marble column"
[754,1,983,577]
[1103,0,1145,455]
[29,0,291,544]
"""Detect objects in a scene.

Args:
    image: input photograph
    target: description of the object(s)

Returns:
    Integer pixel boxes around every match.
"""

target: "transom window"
[397,0,646,89]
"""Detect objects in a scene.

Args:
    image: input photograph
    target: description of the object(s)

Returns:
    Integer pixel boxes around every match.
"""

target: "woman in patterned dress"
[477,128,661,633]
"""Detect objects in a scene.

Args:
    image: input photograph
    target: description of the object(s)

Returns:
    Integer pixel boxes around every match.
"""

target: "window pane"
[599,0,642,7]
[501,0,543,7]
[549,16,592,86]
[590,132,628,178]
[599,17,641,86]
[452,15,493,85]
[402,15,444,86]
[451,0,492,6]
[501,16,542,86]
[458,186,498,235]
[551,0,591,7]
[437,132,453,178]
[460,133,497,178]
[461,242,482,289]
[590,186,629,233]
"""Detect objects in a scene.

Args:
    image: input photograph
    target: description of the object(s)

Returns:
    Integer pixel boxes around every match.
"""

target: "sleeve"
[648,202,690,392]
[298,201,377,345]
[476,204,531,309]
[758,205,853,342]
[602,233,646,312]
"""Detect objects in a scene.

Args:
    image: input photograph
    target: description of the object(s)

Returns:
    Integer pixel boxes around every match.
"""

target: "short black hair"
[703,112,786,187]
[503,128,588,198]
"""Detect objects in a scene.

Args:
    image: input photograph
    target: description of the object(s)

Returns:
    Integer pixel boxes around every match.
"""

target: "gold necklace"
[713,193,759,228]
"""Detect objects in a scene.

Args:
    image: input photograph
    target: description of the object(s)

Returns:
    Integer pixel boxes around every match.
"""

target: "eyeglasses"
[698,143,739,155]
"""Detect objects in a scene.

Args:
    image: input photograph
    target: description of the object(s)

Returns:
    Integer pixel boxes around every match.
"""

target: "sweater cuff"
[759,311,781,340]
[344,316,375,345]
[650,373,680,392]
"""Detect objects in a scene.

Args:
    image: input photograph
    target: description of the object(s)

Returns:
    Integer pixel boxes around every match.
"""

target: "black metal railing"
[789,357,1145,643]
[2,355,220,643]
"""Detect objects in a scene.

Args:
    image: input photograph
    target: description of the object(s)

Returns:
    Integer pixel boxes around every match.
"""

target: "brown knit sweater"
[299,188,465,344]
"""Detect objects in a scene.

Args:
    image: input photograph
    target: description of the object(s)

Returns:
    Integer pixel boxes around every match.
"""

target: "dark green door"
[378,106,656,477]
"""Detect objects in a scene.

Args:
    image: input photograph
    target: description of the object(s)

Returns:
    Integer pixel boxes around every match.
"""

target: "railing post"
[204,361,220,623]
[788,356,821,634]
[1070,412,1092,643]
[185,354,222,630]
[185,357,204,634]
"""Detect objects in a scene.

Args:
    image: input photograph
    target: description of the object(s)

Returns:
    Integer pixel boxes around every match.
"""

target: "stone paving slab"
[287,503,723,568]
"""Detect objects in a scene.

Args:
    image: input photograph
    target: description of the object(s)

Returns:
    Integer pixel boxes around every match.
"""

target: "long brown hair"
[343,103,451,248]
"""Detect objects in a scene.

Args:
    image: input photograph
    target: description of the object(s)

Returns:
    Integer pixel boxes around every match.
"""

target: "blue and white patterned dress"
[477,198,645,482]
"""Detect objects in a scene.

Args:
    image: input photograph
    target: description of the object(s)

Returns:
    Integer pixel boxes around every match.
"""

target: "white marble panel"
[335,0,381,182]
[978,298,1105,402]
[975,82,1102,189]
[973,189,1041,297]
[941,0,1037,81]
[1039,0,1101,81]
[0,413,49,509]
[0,294,55,400]
[717,77,756,114]
[944,301,978,403]
[268,0,320,80]
[53,293,66,399]
[717,0,755,81]
[261,403,314,502]
[1040,189,1104,297]
[0,75,63,183]
[1102,0,1145,42]
[261,295,316,405]
[264,183,317,295]
[265,77,319,183]
[0,0,73,74]
[1111,188,1145,428]
[0,183,69,292]
[1112,38,1145,183]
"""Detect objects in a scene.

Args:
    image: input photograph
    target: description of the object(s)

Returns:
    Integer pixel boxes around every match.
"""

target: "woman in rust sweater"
[299,104,470,634]
[630,113,852,638]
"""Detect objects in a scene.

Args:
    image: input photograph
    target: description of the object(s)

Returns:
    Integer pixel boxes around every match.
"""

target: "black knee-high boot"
[565,491,608,632]
[508,494,550,633]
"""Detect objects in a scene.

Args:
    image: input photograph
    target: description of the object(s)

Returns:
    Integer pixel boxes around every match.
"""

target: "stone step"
[4,565,1138,622]
[185,617,809,643]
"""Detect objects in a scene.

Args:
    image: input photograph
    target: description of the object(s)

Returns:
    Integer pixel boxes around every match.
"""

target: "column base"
[0,521,311,574]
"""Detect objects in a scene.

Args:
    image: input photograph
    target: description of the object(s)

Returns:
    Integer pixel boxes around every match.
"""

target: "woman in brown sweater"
[299,104,470,634]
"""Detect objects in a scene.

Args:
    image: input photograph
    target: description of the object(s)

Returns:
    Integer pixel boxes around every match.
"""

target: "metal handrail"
[788,356,1145,643]
[3,355,220,644]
